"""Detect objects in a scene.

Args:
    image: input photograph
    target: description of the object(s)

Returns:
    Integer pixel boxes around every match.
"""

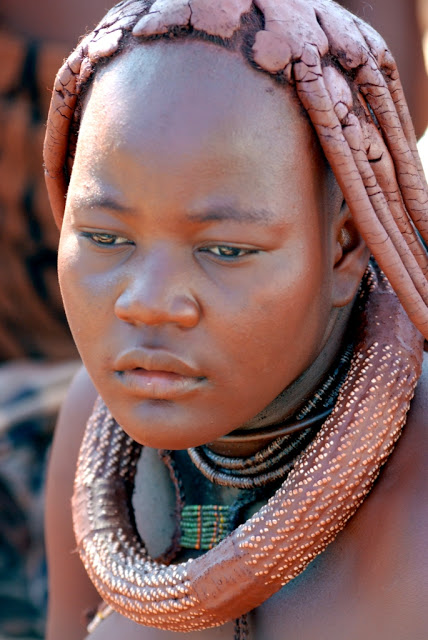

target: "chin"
[112,405,223,451]
[121,427,214,451]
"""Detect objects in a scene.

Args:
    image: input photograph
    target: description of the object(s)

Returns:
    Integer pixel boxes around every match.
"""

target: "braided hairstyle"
[43,0,428,340]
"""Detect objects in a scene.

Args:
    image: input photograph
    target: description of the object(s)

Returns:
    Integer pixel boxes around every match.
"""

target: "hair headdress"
[44,0,428,340]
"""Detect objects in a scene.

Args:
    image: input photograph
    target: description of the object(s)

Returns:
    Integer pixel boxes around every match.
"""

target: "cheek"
[215,249,332,384]
[258,256,330,369]
[58,233,110,348]
[58,233,83,320]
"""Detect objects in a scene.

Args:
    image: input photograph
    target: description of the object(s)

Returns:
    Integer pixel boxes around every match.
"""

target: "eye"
[200,245,258,259]
[81,232,133,247]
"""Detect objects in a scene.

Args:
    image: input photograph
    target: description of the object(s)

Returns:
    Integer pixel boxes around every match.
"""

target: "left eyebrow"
[188,205,277,225]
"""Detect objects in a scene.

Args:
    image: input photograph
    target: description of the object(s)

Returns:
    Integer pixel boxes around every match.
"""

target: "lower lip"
[115,369,205,399]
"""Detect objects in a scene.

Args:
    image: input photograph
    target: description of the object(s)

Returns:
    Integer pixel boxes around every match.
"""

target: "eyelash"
[81,233,258,260]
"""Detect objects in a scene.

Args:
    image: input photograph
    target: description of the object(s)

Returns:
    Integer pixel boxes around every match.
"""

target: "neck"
[208,301,355,457]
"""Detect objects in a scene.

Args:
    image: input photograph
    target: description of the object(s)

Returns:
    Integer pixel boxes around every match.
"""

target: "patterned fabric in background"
[0,25,79,640]
[0,360,80,639]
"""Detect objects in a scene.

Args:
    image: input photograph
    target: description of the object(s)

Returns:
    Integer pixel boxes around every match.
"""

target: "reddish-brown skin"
[43,1,428,639]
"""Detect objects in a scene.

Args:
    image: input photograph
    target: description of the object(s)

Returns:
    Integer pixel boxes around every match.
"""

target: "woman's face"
[59,41,339,449]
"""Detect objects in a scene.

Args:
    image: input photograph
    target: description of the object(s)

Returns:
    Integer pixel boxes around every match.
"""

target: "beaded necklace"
[180,505,230,550]
[76,265,424,636]
[85,328,353,637]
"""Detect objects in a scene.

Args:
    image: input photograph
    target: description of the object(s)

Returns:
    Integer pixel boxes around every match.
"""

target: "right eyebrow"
[68,195,135,216]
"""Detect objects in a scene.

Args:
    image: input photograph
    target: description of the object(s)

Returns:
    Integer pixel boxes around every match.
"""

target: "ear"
[332,200,370,307]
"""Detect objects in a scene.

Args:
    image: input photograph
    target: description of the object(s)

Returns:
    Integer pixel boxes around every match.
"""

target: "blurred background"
[0,4,106,638]
[0,1,427,638]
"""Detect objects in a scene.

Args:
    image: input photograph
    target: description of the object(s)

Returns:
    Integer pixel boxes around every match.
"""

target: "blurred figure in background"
[340,0,428,139]
[0,3,107,637]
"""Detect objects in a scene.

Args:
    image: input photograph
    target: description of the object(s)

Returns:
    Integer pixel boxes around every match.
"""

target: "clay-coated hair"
[43,0,428,340]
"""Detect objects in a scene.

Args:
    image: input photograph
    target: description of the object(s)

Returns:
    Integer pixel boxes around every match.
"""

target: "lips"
[113,348,206,399]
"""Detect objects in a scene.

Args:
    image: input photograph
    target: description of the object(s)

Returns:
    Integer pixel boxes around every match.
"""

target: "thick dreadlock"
[43,0,428,341]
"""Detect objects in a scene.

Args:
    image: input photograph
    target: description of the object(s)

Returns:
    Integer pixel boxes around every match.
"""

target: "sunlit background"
[418,0,428,173]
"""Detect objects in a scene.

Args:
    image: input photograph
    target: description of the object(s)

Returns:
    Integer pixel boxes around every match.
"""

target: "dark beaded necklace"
[187,341,354,489]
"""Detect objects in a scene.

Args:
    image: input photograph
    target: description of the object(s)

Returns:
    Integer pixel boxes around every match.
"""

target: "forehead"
[72,39,332,220]
[81,39,322,152]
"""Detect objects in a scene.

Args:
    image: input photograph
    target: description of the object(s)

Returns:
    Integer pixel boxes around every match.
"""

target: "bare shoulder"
[400,348,428,534]
[49,365,98,472]
[398,350,428,493]
[406,350,428,434]
[382,349,428,618]
[381,350,428,523]
[45,366,101,640]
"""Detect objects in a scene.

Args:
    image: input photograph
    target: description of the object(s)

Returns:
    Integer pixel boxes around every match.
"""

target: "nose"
[114,247,201,329]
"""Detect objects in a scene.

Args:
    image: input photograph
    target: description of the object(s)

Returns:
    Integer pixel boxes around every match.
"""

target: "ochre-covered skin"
[43,0,428,340]
[71,266,424,631]
[43,0,428,635]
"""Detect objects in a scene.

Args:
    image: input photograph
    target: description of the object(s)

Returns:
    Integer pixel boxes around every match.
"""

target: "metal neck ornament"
[72,265,424,633]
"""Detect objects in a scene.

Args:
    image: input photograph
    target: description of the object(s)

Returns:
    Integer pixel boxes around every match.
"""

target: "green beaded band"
[180,504,231,550]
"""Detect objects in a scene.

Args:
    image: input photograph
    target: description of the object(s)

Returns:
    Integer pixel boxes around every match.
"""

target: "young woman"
[44,1,428,638]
